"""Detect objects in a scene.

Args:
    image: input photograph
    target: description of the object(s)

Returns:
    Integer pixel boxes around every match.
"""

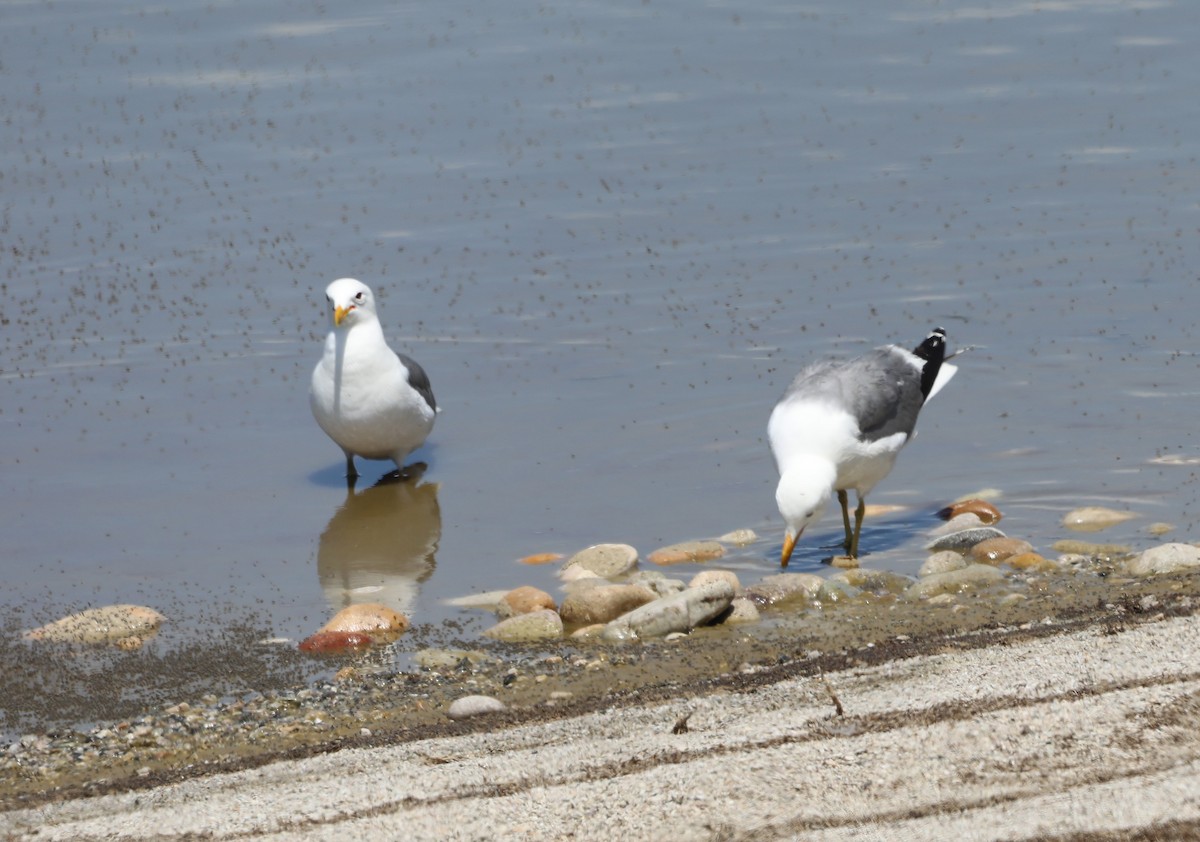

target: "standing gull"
[311,278,438,481]
[768,327,957,567]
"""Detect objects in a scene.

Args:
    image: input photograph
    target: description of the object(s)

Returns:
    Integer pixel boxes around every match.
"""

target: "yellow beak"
[334,305,353,326]
[780,529,801,568]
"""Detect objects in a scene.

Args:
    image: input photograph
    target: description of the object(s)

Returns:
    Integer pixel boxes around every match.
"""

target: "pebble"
[498,586,556,619]
[559,566,603,584]
[928,513,986,537]
[22,605,165,646]
[1146,523,1175,536]
[482,609,564,643]
[1062,506,1137,532]
[559,584,657,626]
[627,571,687,598]
[742,573,823,606]
[926,526,1006,553]
[298,631,373,653]
[816,579,860,604]
[716,528,758,545]
[1006,552,1057,572]
[447,695,506,721]
[1126,543,1200,576]
[723,597,760,625]
[560,543,639,579]
[906,564,1006,599]
[830,568,912,595]
[971,537,1035,565]
[412,649,490,670]
[828,555,860,569]
[1051,539,1132,556]
[647,540,726,566]
[518,552,564,565]
[688,570,741,594]
[920,551,968,577]
[601,580,735,642]
[937,499,1002,524]
[318,603,408,637]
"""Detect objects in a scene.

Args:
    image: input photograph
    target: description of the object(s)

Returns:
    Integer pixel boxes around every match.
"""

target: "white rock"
[482,609,563,642]
[1062,506,1137,532]
[602,581,735,642]
[1126,543,1200,576]
[717,528,758,545]
[688,570,741,594]
[560,543,639,579]
[447,695,506,720]
[742,573,823,606]
[920,551,969,577]
[723,597,760,625]
[445,590,511,609]
[905,564,1005,599]
[22,605,165,645]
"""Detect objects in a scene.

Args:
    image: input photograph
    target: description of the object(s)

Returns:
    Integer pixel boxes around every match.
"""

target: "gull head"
[774,457,836,567]
[325,278,378,328]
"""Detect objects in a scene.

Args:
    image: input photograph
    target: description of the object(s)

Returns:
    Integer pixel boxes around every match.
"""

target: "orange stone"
[518,552,565,565]
[299,631,373,653]
[938,499,1003,525]
[318,603,409,637]
[1005,552,1055,571]
[971,537,1033,564]
[501,585,557,616]
[648,540,725,566]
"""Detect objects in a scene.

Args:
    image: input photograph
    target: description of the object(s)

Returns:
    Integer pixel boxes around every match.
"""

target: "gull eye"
[354,291,365,302]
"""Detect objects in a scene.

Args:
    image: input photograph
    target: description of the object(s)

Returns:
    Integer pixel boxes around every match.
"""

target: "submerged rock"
[743,573,823,606]
[716,528,758,545]
[647,540,725,565]
[1062,507,1137,532]
[560,543,638,579]
[920,551,968,577]
[926,526,1006,553]
[1126,543,1200,576]
[483,609,563,643]
[601,581,735,641]
[23,605,165,646]
[906,564,1005,599]
[971,537,1035,565]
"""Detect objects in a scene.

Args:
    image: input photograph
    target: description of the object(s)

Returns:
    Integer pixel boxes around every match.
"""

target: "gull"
[310,278,438,482]
[768,327,957,567]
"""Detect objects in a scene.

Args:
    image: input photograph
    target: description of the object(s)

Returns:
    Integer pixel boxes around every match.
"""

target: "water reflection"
[316,469,440,617]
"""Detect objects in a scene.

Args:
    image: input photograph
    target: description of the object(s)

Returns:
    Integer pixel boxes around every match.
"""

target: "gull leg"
[837,489,853,553]
[344,453,359,481]
[849,495,867,558]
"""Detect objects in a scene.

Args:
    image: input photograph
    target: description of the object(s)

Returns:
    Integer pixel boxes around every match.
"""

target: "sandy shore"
[5,591,1200,841]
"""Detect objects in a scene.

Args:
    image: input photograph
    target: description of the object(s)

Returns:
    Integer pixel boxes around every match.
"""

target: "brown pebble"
[500,586,557,616]
[518,552,564,565]
[971,537,1034,564]
[1005,552,1056,572]
[648,540,725,565]
[299,631,373,653]
[938,499,1002,524]
[319,603,409,638]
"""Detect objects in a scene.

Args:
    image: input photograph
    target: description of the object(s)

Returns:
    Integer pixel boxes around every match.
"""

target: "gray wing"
[398,352,437,413]
[781,348,924,443]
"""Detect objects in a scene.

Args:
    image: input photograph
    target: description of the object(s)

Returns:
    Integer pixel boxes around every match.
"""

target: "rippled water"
[3,0,1199,735]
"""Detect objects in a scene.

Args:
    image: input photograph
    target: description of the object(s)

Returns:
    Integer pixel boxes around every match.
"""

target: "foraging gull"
[310,278,438,481]
[768,327,957,567]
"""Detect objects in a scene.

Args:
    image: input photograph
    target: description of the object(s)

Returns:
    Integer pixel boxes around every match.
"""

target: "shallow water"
[3,0,1200,736]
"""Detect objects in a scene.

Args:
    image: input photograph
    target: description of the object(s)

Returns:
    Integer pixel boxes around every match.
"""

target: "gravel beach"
[4,571,1200,841]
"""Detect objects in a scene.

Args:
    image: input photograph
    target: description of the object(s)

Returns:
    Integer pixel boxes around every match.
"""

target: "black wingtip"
[912,327,947,400]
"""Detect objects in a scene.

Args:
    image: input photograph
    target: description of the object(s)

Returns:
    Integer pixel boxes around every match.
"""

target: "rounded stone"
[518,552,564,565]
[1005,552,1057,572]
[298,631,373,653]
[447,695,506,720]
[938,499,1002,524]
[1126,543,1200,576]
[970,537,1035,565]
[926,526,1007,552]
[627,570,687,598]
[722,597,760,625]
[318,603,409,637]
[559,584,657,626]
[688,570,741,594]
[905,564,1006,599]
[742,573,823,606]
[482,609,564,642]
[561,543,639,579]
[830,568,912,595]
[1062,506,1137,532]
[22,605,166,645]
[648,540,726,565]
[920,551,968,577]
[717,528,758,545]
[498,586,557,618]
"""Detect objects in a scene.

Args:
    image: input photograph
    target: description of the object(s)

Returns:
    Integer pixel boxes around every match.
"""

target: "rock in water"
[560,543,639,579]
[601,580,735,641]
[23,605,165,646]
[318,603,409,637]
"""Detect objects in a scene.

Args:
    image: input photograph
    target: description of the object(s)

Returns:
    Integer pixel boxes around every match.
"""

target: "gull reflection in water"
[317,467,440,617]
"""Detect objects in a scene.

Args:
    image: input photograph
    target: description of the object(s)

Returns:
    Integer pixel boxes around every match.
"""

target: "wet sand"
[4,570,1200,840]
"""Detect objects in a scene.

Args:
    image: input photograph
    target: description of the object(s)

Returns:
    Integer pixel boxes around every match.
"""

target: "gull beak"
[780,529,801,568]
[334,305,353,326]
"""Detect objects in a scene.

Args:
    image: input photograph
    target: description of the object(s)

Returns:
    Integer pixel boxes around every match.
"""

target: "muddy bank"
[4,566,1198,812]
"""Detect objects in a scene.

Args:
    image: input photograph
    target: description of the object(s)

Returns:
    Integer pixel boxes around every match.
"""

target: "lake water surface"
[3,0,1199,735]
